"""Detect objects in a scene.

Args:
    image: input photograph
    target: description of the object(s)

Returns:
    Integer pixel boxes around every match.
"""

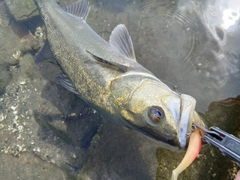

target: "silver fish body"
[33,0,205,149]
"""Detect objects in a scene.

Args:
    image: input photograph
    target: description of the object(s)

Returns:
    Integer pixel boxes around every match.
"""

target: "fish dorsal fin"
[109,24,136,60]
[64,0,91,21]
[35,40,55,62]
[86,50,129,72]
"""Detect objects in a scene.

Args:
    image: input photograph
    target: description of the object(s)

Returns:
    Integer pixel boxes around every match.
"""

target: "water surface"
[0,0,240,179]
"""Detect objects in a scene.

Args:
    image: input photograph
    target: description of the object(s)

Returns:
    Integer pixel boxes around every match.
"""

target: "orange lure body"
[171,128,202,180]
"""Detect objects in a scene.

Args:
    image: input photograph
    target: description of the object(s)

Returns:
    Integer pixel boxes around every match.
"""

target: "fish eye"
[147,106,165,125]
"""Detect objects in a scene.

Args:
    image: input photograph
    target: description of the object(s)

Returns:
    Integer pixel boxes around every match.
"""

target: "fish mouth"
[177,94,196,148]
[120,117,180,148]
[136,126,180,147]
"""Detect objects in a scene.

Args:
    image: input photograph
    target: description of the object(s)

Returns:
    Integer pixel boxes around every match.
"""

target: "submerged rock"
[5,0,37,21]
[0,153,67,180]
[4,0,78,22]
[0,1,11,27]
[78,120,159,180]
[0,62,11,95]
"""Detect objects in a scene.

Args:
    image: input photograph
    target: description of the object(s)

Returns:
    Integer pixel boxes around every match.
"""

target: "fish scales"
[35,0,117,111]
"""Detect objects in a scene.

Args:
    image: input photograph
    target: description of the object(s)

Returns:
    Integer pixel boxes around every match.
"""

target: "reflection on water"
[0,0,239,180]
[130,0,240,112]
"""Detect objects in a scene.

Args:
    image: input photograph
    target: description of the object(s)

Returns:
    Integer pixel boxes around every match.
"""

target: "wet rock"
[0,1,11,27]
[0,62,11,95]
[5,0,37,21]
[0,44,99,176]
[18,53,36,80]
[78,120,159,180]
[0,65,94,176]
[4,0,79,22]
[0,26,20,65]
[0,153,68,180]
[35,81,102,149]
[0,18,43,66]
[205,95,240,133]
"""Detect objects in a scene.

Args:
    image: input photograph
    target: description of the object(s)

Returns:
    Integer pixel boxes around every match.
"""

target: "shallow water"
[0,0,240,180]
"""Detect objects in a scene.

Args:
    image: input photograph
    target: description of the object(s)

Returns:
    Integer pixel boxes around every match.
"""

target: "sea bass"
[33,0,204,149]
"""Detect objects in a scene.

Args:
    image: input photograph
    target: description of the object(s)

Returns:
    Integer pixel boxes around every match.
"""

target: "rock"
[4,0,79,22]
[205,95,240,133]
[5,0,37,21]
[0,1,11,27]
[78,120,159,180]
[0,153,68,180]
[0,62,11,95]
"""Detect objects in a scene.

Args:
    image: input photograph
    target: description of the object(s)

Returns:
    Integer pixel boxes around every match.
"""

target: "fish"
[33,0,205,149]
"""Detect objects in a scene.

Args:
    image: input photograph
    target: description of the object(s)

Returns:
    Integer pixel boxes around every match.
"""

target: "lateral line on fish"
[117,72,160,82]
[120,72,179,96]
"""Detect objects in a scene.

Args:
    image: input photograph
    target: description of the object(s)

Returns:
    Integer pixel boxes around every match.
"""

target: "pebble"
[33,147,41,153]
[11,105,18,111]
[0,114,6,122]
[13,116,18,121]
[12,50,22,59]
[0,124,4,129]
[19,81,26,85]
[18,125,23,131]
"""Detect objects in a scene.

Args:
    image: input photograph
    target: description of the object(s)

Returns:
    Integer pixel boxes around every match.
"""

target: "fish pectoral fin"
[57,72,81,96]
[63,0,91,21]
[109,24,136,60]
[35,40,57,63]
[87,50,129,72]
